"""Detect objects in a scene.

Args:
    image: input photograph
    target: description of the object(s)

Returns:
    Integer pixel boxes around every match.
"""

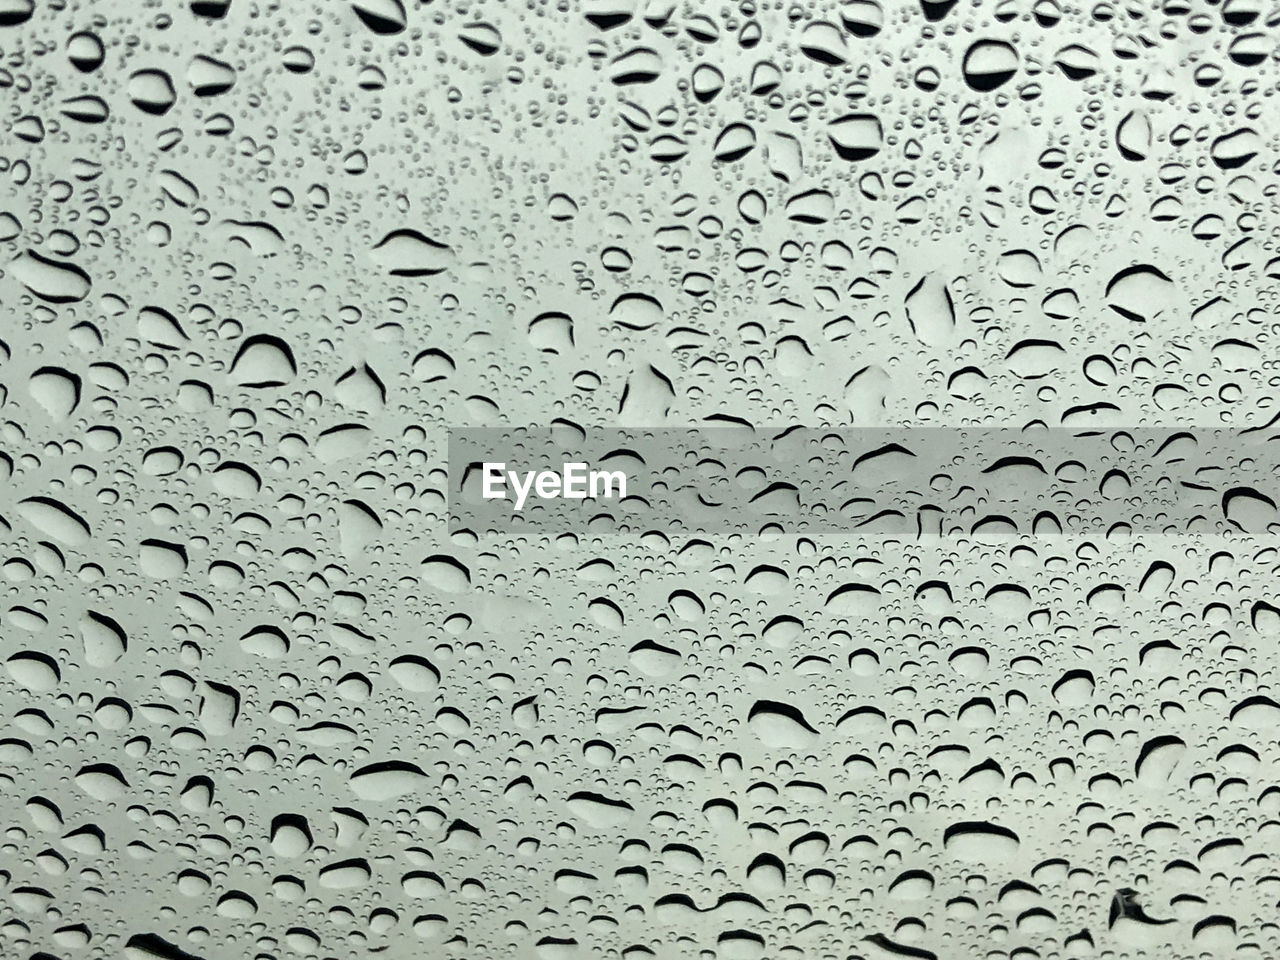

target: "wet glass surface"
[1,0,1278,957]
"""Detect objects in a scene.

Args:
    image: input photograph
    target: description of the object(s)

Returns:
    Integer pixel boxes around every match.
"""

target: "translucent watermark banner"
[447,426,1280,536]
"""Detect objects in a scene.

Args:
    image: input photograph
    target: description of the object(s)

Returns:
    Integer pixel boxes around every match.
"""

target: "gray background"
[0,0,1277,958]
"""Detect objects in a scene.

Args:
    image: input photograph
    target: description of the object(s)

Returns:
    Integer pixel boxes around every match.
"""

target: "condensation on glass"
[0,0,1274,958]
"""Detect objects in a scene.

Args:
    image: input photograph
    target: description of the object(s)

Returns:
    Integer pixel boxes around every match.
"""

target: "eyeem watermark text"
[482,462,628,511]
[451,426,1280,535]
